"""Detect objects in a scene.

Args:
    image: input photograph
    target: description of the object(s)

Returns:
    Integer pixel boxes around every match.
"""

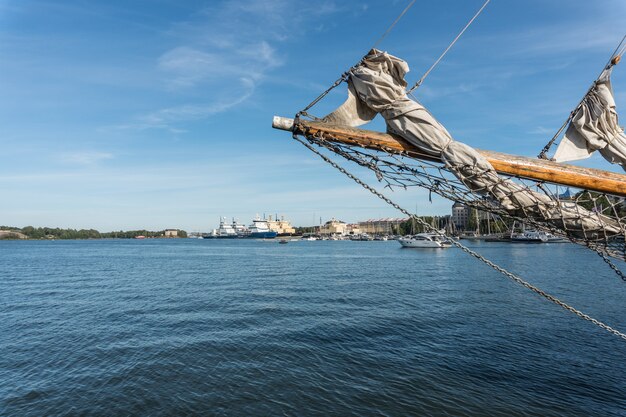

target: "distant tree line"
[572,191,626,216]
[397,216,449,235]
[294,226,317,235]
[0,226,187,240]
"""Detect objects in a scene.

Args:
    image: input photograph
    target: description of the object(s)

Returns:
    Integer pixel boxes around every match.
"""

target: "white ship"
[204,217,238,239]
[231,218,248,236]
[245,215,278,239]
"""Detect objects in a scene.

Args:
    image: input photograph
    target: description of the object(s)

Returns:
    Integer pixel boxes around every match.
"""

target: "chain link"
[292,133,626,341]
[594,247,626,282]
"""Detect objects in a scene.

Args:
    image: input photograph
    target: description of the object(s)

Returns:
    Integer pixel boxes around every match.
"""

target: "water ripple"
[1,239,624,416]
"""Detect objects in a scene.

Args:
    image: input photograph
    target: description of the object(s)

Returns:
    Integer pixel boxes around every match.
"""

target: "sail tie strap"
[292,131,626,341]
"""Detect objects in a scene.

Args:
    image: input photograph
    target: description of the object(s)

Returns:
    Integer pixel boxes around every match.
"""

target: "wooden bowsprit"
[272,116,626,197]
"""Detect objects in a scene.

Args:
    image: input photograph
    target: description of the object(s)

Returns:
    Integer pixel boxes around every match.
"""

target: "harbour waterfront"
[1,239,625,416]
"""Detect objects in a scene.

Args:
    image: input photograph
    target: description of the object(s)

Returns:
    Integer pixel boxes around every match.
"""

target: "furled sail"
[323,49,619,235]
[553,65,626,170]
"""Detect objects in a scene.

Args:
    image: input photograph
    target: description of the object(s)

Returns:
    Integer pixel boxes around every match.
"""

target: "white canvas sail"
[554,66,626,170]
[323,49,620,234]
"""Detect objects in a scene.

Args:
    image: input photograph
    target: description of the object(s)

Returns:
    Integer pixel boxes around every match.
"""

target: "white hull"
[398,233,452,248]
[399,240,451,248]
[510,229,568,243]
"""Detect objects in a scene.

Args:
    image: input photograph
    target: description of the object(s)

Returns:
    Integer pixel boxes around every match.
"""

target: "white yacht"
[511,230,568,243]
[398,233,452,248]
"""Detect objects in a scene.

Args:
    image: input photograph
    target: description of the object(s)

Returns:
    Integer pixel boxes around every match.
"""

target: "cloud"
[528,126,558,136]
[158,42,280,89]
[158,47,229,87]
[61,151,113,165]
[119,79,255,130]
[470,16,625,60]
[122,0,340,131]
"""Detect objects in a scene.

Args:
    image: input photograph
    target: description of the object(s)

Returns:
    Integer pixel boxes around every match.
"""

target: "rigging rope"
[299,0,420,118]
[407,0,491,95]
[291,132,626,341]
[371,0,416,51]
[300,0,491,119]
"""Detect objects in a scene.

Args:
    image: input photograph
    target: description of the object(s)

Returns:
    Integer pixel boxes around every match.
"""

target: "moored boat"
[398,233,452,248]
[204,217,238,239]
[509,230,570,243]
[510,230,548,243]
[245,215,278,239]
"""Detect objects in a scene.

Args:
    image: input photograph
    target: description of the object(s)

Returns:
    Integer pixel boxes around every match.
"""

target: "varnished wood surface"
[272,116,626,197]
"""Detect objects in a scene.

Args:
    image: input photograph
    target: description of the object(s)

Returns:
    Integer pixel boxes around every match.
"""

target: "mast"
[273,116,626,197]
[475,208,480,236]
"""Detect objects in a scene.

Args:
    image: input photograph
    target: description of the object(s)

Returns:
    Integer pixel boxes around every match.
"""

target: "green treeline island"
[0,226,187,240]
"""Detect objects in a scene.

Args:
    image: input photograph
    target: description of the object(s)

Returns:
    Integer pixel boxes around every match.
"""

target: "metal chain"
[594,247,626,282]
[292,132,626,341]
[296,124,626,277]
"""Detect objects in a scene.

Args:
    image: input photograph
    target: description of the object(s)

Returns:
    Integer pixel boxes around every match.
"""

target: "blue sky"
[1,0,625,232]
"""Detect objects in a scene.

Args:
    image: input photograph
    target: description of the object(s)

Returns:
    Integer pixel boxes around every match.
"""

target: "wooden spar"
[272,116,626,197]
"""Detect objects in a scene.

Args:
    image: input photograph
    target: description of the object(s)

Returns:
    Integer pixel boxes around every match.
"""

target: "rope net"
[292,116,626,263]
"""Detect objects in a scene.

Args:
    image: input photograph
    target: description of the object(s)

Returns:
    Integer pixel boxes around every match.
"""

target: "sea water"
[1,239,624,416]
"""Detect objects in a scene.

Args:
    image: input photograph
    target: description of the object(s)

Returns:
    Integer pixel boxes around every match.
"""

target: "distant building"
[164,229,178,238]
[319,218,347,235]
[358,218,408,235]
[451,202,493,232]
[451,202,470,230]
[346,224,361,235]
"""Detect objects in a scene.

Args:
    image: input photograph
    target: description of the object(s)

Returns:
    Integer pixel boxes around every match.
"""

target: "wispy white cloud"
[124,0,341,131]
[158,42,280,89]
[469,15,624,60]
[117,79,255,130]
[528,126,558,136]
[61,151,113,165]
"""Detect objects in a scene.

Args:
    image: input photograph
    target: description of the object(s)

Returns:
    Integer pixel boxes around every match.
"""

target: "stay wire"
[299,0,418,117]
[407,0,491,95]
[371,0,417,51]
